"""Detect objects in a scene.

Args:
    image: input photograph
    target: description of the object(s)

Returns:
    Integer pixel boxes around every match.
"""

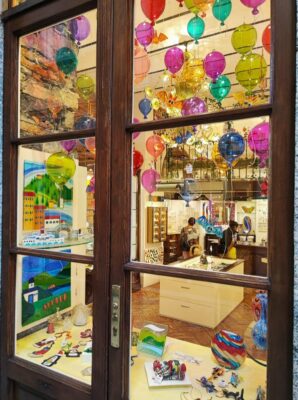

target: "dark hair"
[229,220,239,228]
[188,217,196,225]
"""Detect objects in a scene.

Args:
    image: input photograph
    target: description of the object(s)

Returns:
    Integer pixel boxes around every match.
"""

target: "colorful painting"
[23,161,73,233]
[22,255,71,326]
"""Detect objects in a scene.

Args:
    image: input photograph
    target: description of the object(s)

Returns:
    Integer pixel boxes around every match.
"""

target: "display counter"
[236,243,267,276]
[16,318,92,384]
[130,336,266,400]
[159,257,244,328]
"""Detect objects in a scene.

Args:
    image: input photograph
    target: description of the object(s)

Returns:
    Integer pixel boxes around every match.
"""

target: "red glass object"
[141,0,166,25]
[262,24,271,54]
[133,149,144,176]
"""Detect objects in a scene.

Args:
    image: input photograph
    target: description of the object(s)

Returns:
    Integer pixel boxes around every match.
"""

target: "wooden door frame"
[0,0,113,399]
[109,1,296,399]
[0,0,296,399]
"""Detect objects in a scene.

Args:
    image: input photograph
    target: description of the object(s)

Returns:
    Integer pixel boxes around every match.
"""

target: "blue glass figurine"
[252,293,268,350]
[230,372,240,388]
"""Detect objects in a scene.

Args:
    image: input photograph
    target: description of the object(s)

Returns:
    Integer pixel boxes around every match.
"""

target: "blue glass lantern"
[218,132,245,166]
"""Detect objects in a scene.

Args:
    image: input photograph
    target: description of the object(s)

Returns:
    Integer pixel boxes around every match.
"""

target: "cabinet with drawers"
[159,261,244,328]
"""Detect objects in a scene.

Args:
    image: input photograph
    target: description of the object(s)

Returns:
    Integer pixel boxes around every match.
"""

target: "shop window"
[15,255,93,384]
[132,117,269,277]
[19,10,97,137]
[130,273,267,399]
[18,138,95,256]
[133,1,271,122]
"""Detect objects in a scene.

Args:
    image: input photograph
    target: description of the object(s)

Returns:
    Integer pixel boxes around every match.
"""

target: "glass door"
[1,1,113,399]
[108,0,295,399]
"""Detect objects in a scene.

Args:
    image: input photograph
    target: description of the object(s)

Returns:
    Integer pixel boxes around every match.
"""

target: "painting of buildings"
[22,255,71,326]
[23,161,73,234]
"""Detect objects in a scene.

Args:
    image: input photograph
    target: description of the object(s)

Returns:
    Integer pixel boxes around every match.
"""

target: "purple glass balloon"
[204,51,226,82]
[248,122,270,167]
[164,47,184,75]
[135,22,154,49]
[240,0,266,15]
[69,16,91,42]
[132,117,141,140]
[182,97,207,116]
[141,168,160,194]
[61,139,77,153]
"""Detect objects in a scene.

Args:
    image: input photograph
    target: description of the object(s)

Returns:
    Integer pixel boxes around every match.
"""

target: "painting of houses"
[22,255,71,326]
[23,161,73,234]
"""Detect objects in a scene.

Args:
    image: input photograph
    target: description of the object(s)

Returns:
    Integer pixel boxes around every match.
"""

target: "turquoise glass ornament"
[55,47,78,75]
[209,75,231,103]
[187,16,205,44]
[212,0,232,26]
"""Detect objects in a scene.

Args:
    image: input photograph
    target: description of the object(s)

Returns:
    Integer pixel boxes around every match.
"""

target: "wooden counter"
[236,243,267,276]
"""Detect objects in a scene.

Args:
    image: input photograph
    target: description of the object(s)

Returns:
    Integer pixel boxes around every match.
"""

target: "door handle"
[111,285,121,348]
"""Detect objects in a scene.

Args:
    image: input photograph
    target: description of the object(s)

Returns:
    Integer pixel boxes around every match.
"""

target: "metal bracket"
[111,285,121,348]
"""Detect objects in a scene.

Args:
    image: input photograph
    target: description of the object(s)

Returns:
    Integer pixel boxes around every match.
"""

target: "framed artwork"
[23,160,73,234]
[22,255,71,326]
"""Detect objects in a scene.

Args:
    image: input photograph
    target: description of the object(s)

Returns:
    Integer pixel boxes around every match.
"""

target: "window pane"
[133,2,271,121]
[131,117,269,277]
[18,138,95,256]
[19,10,97,137]
[16,255,93,384]
[130,273,267,399]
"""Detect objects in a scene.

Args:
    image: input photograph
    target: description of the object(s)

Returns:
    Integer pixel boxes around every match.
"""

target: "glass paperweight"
[137,322,168,357]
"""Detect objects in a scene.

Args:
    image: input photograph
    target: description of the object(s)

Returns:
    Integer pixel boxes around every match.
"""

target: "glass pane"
[133,2,271,121]
[19,10,97,137]
[18,138,95,256]
[130,273,267,399]
[131,117,269,276]
[16,255,93,384]
[2,0,8,11]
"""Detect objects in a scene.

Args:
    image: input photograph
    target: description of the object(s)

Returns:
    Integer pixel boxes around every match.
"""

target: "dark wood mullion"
[12,128,96,145]
[109,0,134,399]
[4,0,96,36]
[10,247,94,264]
[7,358,91,400]
[91,0,113,399]
[266,0,295,398]
[2,0,55,21]
[1,18,19,400]
[124,262,271,290]
[126,104,272,133]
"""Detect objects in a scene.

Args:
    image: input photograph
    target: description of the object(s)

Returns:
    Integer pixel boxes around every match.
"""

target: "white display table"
[159,257,244,328]
[130,336,266,400]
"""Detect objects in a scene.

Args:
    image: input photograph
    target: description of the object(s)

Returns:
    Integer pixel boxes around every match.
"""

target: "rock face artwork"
[20,24,80,136]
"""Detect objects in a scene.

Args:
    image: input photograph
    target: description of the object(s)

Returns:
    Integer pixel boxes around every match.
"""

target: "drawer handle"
[181,305,190,309]
[181,286,191,289]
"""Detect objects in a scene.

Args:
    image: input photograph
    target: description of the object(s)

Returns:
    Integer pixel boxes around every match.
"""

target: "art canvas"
[23,160,73,235]
[22,255,71,326]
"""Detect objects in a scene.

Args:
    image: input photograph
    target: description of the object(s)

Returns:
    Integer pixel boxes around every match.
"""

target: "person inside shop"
[180,217,200,260]
[219,220,239,259]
